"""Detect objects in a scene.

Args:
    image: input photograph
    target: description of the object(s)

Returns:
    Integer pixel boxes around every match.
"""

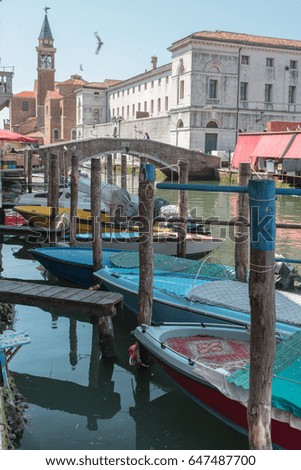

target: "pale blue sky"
[1,0,301,121]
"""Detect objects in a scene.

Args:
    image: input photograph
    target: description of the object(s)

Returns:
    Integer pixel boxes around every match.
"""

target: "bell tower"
[36,8,56,129]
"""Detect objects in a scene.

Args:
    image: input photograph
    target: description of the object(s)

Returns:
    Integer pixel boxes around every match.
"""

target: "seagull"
[45,6,51,13]
[94,32,104,54]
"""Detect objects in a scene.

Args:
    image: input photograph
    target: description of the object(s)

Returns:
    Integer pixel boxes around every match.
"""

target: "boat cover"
[227,331,301,418]
[187,280,301,326]
[78,178,138,217]
[110,251,236,279]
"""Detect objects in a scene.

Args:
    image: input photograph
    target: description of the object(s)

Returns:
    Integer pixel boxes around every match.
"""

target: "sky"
[1,0,301,124]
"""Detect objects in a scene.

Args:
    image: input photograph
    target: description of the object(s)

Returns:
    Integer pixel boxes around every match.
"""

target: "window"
[53,129,59,140]
[290,60,297,69]
[138,85,141,92]
[117,92,120,98]
[93,109,99,122]
[71,129,76,140]
[127,89,129,95]
[179,80,184,99]
[151,81,154,88]
[138,102,141,112]
[121,106,124,117]
[165,76,169,84]
[132,104,135,116]
[240,82,248,101]
[157,98,161,112]
[151,100,154,114]
[265,84,272,103]
[209,79,217,99]
[144,83,147,90]
[266,58,274,67]
[241,55,249,65]
[144,101,147,112]
[132,87,135,94]
[127,105,129,117]
[289,85,296,103]
[22,101,29,112]
[158,78,161,86]
[165,96,169,110]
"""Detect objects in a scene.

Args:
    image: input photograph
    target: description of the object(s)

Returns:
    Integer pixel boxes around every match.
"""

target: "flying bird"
[44,6,51,13]
[94,32,104,54]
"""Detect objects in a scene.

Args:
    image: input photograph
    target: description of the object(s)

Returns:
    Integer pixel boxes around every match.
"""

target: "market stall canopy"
[0,129,38,143]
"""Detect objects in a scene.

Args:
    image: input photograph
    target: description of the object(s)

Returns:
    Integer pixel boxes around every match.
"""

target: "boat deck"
[0,279,123,317]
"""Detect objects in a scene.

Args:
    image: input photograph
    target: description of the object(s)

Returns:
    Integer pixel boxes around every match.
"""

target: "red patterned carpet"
[165,335,250,373]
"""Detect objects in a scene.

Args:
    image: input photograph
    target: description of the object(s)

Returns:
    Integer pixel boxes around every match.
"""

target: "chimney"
[151,56,158,70]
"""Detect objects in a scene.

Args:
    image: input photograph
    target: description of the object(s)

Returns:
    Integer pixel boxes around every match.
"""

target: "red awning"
[250,133,293,158]
[283,133,301,159]
[231,134,261,168]
[0,129,38,143]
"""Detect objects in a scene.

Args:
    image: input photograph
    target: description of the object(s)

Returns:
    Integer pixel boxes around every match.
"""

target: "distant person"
[144,132,150,139]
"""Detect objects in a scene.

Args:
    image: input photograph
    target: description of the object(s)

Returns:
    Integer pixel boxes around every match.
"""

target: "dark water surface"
[2,179,300,450]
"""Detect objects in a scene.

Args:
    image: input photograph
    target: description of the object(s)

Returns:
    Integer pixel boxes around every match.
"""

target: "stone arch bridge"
[40,137,220,180]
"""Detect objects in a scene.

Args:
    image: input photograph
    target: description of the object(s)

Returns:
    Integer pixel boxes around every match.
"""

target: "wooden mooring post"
[121,154,127,190]
[177,159,189,258]
[25,148,33,193]
[106,154,113,184]
[248,179,276,450]
[235,163,251,281]
[43,149,49,185]
[91,157,102,273]
[70,153,79,246]
[137,163,155,323]
[91,157,114,358]
[48,153,60,244]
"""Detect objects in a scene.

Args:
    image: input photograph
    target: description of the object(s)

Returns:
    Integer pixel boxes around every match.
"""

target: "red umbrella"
[0,129,38,143]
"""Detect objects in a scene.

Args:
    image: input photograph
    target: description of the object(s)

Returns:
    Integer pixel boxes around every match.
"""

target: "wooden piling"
[106,154,113,184]
[48,153,60,223]
[235,163,251,281]
[27,149,33,193]
[248,179,276,450]
[43,149,49,185]
[177,159,189,258]
[91,157,102,273]
[70,153,79,246]
[63,149,69,186]
[137,163,155,327]
[91,157,115,358]
[121,154,127,190]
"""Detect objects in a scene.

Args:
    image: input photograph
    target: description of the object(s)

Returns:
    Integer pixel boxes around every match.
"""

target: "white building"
[76,30,301,154]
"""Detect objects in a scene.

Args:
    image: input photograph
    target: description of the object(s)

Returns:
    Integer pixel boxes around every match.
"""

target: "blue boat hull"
[29,247,121,288]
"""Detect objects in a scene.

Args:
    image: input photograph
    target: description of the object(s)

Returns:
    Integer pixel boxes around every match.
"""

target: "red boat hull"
[161,362,301,450]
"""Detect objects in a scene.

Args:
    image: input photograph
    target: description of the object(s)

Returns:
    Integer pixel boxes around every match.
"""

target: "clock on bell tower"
[36,10,56,128]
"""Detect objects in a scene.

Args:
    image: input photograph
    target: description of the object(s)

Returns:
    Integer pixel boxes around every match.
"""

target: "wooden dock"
[0,280,123,318]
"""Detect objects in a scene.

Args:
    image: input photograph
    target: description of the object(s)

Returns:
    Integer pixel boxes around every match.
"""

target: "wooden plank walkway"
[0,280,123,318]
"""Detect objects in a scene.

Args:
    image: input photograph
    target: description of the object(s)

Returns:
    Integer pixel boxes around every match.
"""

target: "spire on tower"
[39,10,53,41]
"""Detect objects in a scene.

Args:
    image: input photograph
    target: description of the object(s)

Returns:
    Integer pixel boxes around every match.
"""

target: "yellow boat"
[13,205,131,233]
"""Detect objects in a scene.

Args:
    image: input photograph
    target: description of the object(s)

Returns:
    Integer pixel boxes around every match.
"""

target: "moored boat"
[132,322,301,449]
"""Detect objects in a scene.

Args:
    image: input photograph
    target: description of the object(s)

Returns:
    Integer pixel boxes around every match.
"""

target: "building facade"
[8,12,301,154]
[79,31,301,155]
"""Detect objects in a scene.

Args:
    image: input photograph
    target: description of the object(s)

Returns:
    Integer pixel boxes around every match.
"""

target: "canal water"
[2,178,301,450]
